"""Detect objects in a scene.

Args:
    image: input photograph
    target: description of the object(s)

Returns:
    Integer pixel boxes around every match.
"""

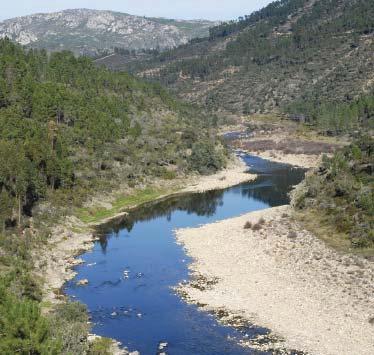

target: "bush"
[290,180,308,209]
[0,279,61,354]
[252,223,263,231]
[50,302,90,355]
[188,141,226,175]
[161,169,177,180]
[244,221,252,229]
[88,337,113,355]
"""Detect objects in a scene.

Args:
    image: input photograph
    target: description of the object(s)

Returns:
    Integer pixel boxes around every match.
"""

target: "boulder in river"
[76,278,89,286]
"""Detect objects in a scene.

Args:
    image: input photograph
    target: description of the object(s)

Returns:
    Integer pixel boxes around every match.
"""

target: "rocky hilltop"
[0,8,216,55]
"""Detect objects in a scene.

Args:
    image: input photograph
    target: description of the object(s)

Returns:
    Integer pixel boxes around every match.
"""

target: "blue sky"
[1,0,274,21]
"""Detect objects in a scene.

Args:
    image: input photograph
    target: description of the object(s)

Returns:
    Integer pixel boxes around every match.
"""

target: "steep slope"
[124,0,373,132]
[0,37,224,228]
[0,9,216,56]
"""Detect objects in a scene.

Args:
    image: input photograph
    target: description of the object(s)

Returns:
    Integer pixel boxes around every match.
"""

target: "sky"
[1,0,274,21]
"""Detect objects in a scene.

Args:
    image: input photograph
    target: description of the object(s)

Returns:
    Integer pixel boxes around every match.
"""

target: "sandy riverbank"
[244,149,321,168]
[183,155,256,193]
[175,206,374,355]
[38,154,256,305]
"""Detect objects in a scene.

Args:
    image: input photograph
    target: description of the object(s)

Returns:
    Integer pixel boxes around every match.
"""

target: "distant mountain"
[0,9,217,55]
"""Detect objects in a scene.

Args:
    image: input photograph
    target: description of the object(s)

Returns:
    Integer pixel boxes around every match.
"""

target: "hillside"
[120,0,373,133]
[0,9,216,56]
[0,37,225,227]
[0,37,228,353]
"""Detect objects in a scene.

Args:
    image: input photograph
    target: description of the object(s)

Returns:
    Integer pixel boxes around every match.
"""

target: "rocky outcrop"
[0,9,216,55]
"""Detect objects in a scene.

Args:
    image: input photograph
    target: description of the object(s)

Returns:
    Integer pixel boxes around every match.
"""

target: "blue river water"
[65,155,305,354]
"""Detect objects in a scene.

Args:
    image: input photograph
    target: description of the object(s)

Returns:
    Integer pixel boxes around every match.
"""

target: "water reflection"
[97,190,225,238]
[65,155,305,354]
[96,159,304,253]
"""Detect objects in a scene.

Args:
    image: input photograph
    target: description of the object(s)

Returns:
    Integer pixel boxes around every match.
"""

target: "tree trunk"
[18,194,21,227]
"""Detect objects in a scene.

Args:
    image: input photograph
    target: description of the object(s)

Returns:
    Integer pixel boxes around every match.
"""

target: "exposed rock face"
[0,9,216,55]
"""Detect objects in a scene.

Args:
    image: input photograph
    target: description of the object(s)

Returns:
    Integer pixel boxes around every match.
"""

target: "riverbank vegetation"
[77,187,171,224]
[292,136,374,251]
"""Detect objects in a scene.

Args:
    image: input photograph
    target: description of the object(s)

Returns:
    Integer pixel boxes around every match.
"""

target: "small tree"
[188,141,226,175]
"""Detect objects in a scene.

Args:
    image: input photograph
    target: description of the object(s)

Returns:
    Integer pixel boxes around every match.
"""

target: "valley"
[0,1,373,354]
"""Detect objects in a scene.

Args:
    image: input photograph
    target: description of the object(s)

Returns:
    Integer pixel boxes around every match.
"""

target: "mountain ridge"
[0,8,217,56]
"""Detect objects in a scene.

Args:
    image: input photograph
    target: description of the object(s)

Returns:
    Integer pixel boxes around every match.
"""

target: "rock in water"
[76,278,89,286]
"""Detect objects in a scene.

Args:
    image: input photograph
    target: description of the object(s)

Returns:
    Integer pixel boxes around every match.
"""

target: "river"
[65,155,305,354]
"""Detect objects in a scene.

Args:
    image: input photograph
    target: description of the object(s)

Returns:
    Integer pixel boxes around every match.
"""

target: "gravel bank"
[175,206,374,355]
[183,155,256,193]
[246,150,321,168]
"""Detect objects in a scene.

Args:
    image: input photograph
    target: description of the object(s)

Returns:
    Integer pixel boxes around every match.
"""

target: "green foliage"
[0,196,89,354]
[188,141,226,175]
[88,337,113,355]
[293,136,374,248]
[0,38,223,227]
[209,0,310,39]
[0,261,88,354]
[76,187,171,224]
[287,93,374,134]
[50,302,90,355]
[0,279,61,354]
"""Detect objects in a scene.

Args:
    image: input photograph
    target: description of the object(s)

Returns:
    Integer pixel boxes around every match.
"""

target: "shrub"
[88,337,113,355]
[161,169,177,180]
[244,221,252,229]
[50,302,90,355]
[188,141,226,175]
[252,223,262,231]
[290,180,308,209]
[0,279,61,354]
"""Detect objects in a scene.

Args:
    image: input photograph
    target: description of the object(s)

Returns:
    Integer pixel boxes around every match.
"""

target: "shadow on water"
[65,155,305,355]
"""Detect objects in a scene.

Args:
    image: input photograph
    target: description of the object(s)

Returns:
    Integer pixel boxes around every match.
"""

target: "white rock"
[76,278,89,286]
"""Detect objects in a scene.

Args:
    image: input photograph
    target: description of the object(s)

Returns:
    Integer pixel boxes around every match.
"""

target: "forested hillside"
[0,38,226,353]
[121,0,374,133]
[0,38,225,229]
